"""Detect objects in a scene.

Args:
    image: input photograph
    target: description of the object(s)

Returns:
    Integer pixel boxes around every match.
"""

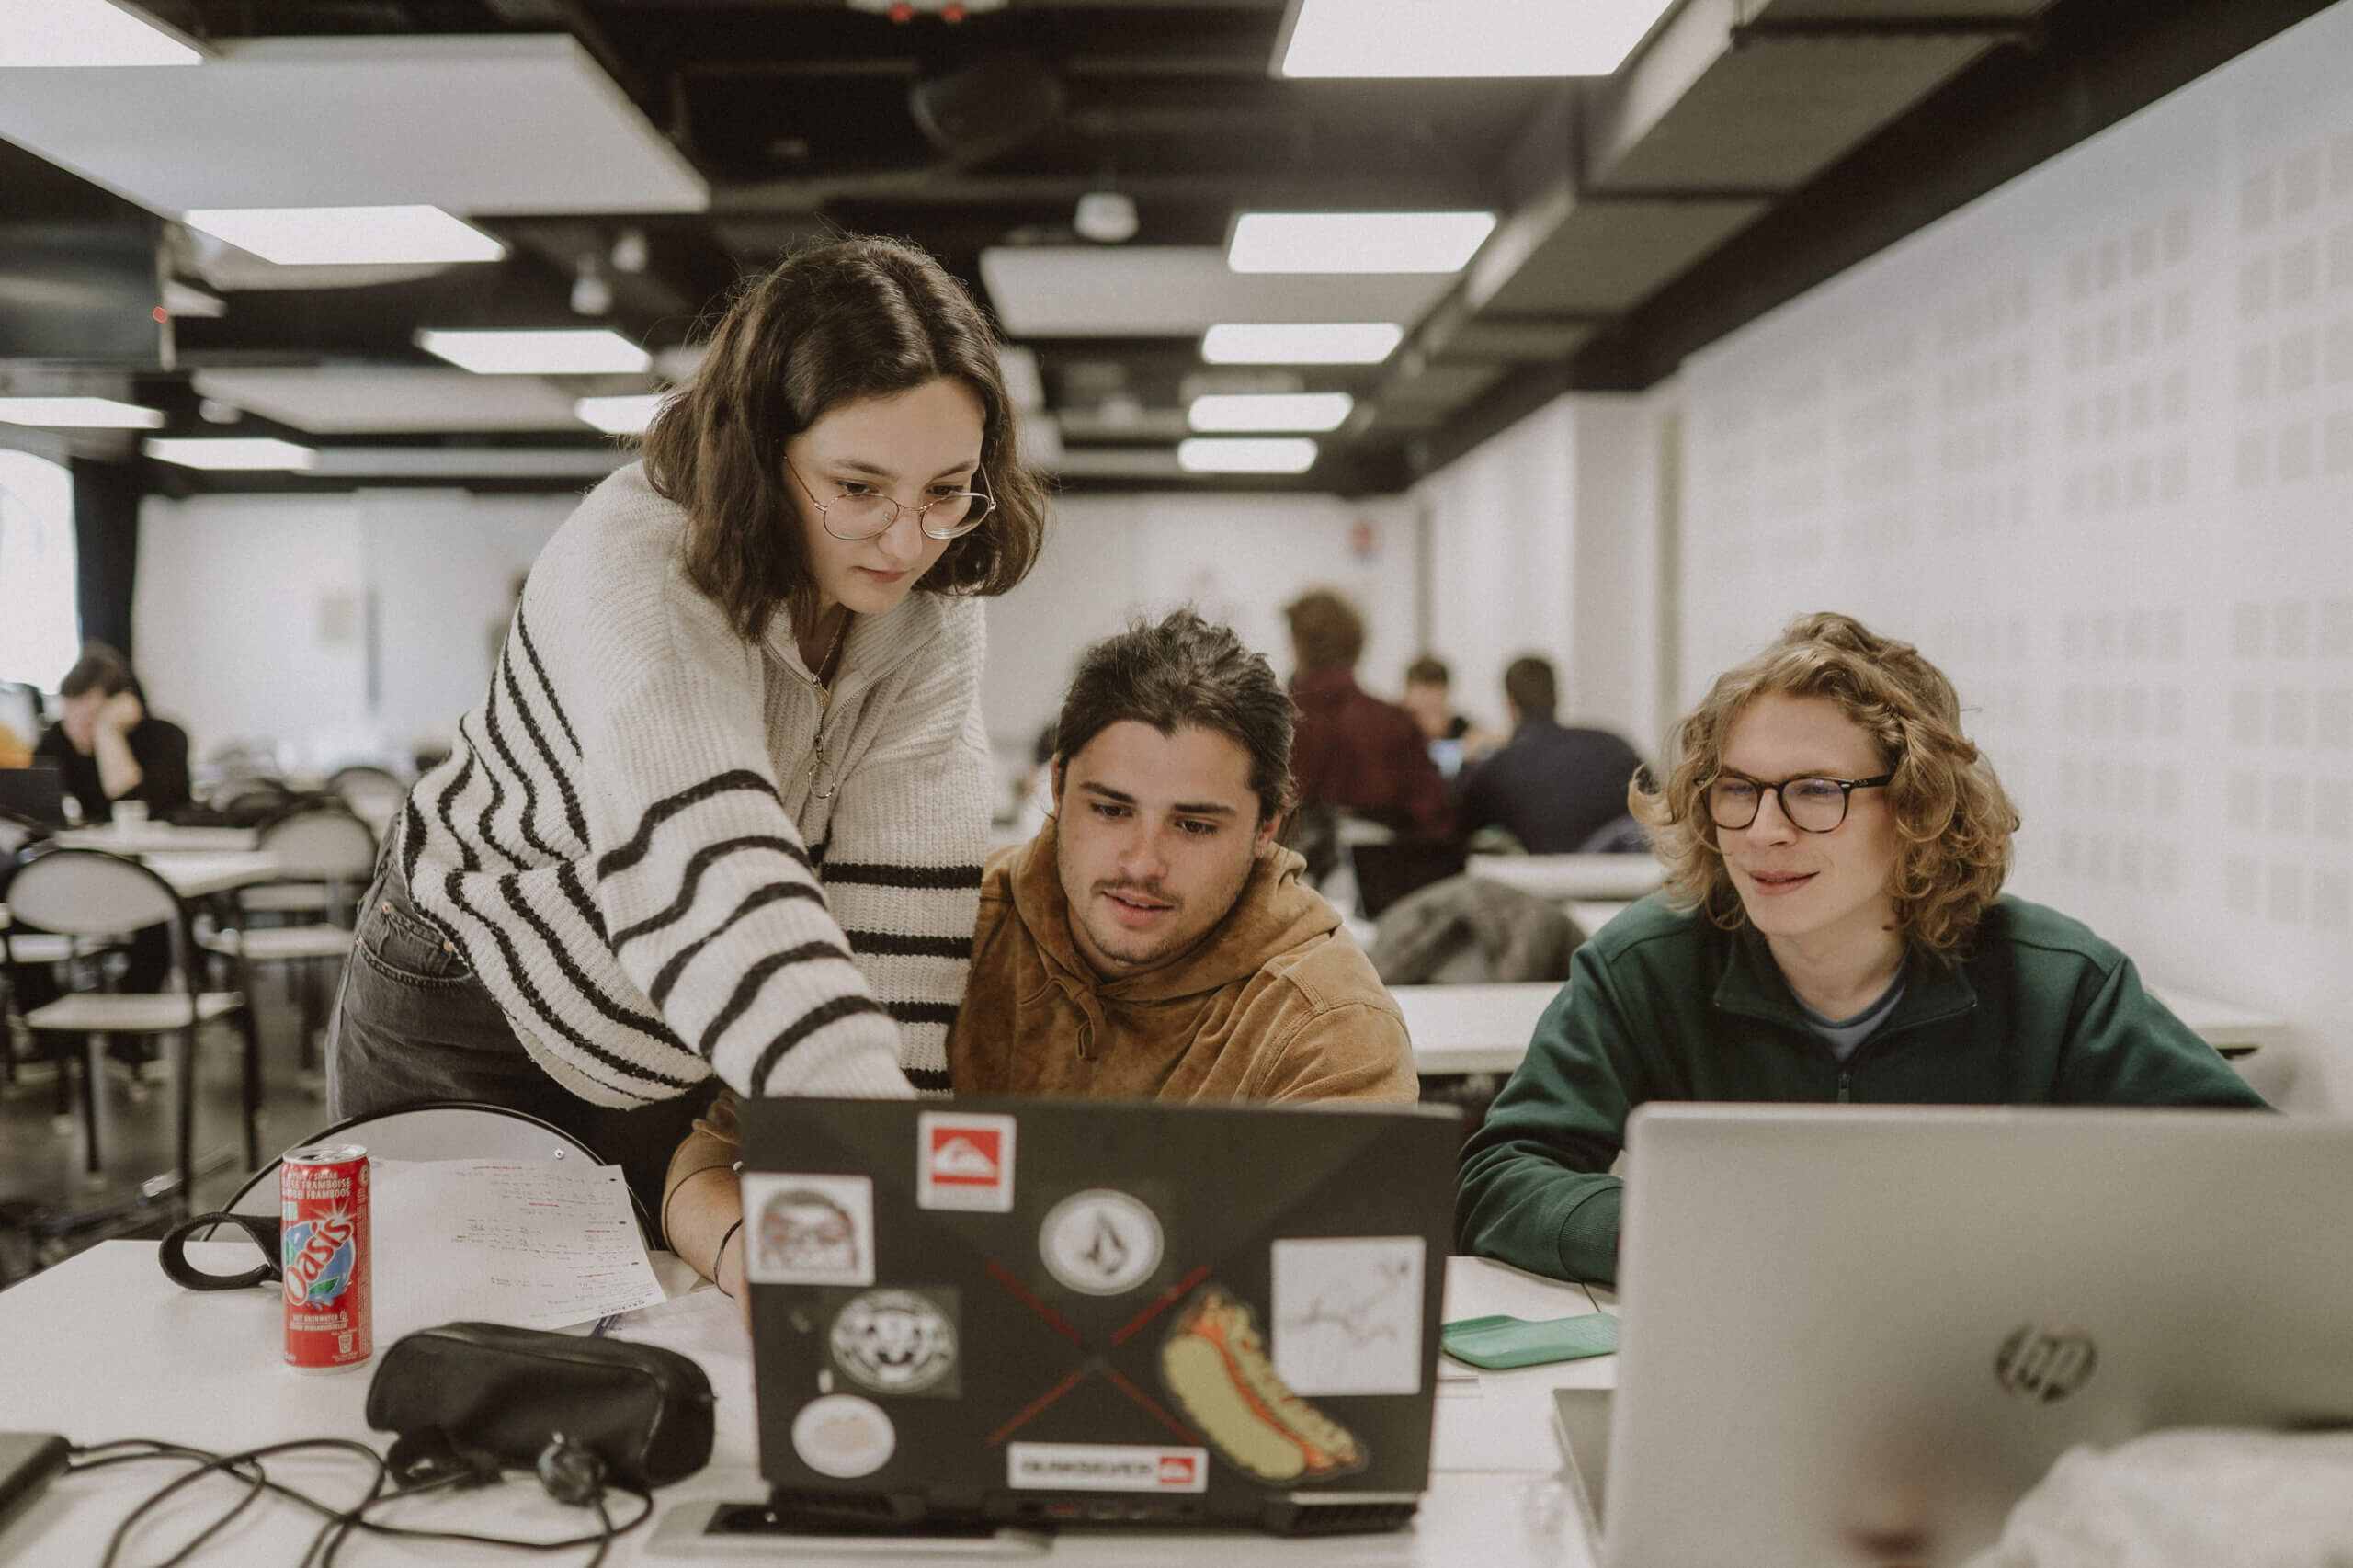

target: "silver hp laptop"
[1583,1105,2353,1568]
[722,1096,1459,1542]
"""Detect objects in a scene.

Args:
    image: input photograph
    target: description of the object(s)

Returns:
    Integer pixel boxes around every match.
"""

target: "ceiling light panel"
[1279,0,1670,78]
[184,206,505,267]
[0,397,165,428]
[0,36,707,218]
[1200,323,1404,365]
[979,247,1450,336]
[191,368,591,434]
[574,393,667,435]
[1176,437,1319,474]
[0,0,202,67]
[416,329,651,376]
[146,437,315,471]
[1228,212,1498,274]
[1188,392,1355,433]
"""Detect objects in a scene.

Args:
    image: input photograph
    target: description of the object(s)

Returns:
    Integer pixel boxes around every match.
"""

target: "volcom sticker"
[1270,1236,1426,1395]
[829,1287,960,1396]
[1160,1285,1364,1483]
[740,1173,874,1287]
[918,1111,1016,1212]
[1006,1443,1208,1493]
[1039,1188,1162,1296]
[790,1393,894,1478]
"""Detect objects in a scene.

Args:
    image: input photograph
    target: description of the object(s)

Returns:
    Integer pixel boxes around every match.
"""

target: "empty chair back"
[258,809,378,880]
[5,849,180,937]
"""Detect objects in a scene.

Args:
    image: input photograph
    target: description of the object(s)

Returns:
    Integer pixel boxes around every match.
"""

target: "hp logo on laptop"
[1994,1324,2097,1403]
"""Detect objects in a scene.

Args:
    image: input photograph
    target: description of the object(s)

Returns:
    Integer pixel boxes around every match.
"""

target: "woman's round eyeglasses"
[787,460,995,542]
[1707,772,1893,834]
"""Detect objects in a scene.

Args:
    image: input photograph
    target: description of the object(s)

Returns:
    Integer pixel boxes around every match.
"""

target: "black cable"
[69,1437,654,1567]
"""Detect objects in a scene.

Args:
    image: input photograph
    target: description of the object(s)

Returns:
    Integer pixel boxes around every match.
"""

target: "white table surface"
[142,850,286,899]
[0,1244,1608,1568]
[1402,981,2289,1077]
[53,824,262,855]
[1463,856,1665,903]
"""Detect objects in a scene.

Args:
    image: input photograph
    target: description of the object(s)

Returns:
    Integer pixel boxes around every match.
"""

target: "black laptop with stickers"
[729,1095,1460,1538]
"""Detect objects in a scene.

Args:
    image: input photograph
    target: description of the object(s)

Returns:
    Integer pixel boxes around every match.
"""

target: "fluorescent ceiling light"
[416,328,652,376]
[184,206,505,267]
[1279,0,1667,78]
[1188,392,1355,433]
[574,393,667,435]
[1229,212,1497,274]
[145,437,316,471]
[0,0,203,66]
[0,397,165,429]
[1201,323,1404,365]
[1176,437,1319,475]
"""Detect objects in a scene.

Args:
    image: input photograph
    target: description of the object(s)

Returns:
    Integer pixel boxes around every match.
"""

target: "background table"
[0,1242,1608,1568]
[53,824,262,856]
[1401,981,2288,1079]
[1464,856,1665,903]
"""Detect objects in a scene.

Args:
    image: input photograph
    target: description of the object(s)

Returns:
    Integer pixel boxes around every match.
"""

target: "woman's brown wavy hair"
[1631,611,2020,959]
[640,233,1048,642]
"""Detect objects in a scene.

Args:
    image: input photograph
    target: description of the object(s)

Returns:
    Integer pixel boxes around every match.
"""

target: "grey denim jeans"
[324,834,720,1224]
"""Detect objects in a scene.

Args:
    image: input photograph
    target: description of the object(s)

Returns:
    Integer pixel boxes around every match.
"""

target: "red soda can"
[281,1144,371,1372]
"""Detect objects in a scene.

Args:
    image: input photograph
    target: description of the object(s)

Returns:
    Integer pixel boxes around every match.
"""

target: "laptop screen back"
[735,1096,1459,1535]
[1603,1105,2353,1568]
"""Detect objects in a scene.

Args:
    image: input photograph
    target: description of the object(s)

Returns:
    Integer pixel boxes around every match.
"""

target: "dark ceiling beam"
[707,169,1483,212]
[1569,0,2341,393]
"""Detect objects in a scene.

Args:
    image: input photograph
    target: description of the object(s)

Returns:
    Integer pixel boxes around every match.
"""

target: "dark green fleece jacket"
[1456,893,2270,1284]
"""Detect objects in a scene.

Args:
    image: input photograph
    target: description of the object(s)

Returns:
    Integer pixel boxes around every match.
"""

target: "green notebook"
[1440,1311,1620,1369]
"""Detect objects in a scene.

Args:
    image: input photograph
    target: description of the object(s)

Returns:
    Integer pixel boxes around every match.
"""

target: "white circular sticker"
[831,1289,958,1394]
[790,1393,895,1478]
[1038,1188,1164,1297]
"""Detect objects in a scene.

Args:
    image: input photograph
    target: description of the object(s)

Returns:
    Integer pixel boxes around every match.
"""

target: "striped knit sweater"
[400,461,985,1107]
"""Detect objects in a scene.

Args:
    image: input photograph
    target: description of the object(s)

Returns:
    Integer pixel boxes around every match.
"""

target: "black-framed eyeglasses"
[1707,772,1893,834]
[786,460,995,542]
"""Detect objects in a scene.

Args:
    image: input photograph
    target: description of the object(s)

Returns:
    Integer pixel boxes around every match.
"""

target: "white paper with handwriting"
[367,1158,668,1341]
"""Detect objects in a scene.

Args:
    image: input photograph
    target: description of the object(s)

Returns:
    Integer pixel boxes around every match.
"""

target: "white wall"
[980,490,1418,754]
[1670,0,2353,1111]
[136,488,572,773]
[1409,392,1674,756]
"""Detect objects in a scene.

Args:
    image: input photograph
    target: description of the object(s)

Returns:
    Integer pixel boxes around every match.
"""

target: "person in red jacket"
[1282,589,1452,842]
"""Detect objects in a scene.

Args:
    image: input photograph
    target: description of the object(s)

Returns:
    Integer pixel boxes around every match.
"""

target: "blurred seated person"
[35,642,191,825]
[21,642,193,1079]
[1457,655,1646,854]
[1399,654,1499,778]
[1284,589,1451,844]
[665,609,1418,1293]
[1457,613,2269,1287]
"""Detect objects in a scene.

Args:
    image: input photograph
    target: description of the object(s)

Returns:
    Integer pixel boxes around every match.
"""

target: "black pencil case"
[365,1321,715,1491]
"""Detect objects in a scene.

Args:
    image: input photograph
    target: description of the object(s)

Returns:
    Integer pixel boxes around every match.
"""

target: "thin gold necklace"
[811,608,849,696]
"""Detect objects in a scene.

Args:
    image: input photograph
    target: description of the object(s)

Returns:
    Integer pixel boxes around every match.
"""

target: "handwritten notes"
[370,1159,670,1342]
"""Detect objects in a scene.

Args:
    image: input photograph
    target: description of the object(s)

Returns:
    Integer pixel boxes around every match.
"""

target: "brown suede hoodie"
[949,815,1417,1102]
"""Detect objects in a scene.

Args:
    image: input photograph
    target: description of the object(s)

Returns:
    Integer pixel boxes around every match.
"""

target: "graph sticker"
[1269,1236,1426,1396]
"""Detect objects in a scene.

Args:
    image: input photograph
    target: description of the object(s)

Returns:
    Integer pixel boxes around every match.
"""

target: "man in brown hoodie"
[660,611,1417,1295]
[953,608,1416,1102]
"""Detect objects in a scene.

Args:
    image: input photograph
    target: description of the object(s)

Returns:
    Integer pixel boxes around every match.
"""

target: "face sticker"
[740,1173,874,1287]
[918,1111,1017,1212]
[829,1288,960,1397]
[790,1393,895,1479]
[1270,1236,1427,1396]
[1038,1188,1163,1297]
[1159,1284,1365,1484]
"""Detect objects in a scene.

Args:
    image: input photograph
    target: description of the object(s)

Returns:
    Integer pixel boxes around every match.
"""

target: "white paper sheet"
[369,1158,668,1341]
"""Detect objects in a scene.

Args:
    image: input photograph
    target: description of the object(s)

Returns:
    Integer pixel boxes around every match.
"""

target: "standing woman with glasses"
[1458,611,2268,1286]
[328,236,1046,1217]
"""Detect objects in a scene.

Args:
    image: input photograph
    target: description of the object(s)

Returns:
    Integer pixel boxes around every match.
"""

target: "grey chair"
[203,808,375,1073]
[6,848,263,1202]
